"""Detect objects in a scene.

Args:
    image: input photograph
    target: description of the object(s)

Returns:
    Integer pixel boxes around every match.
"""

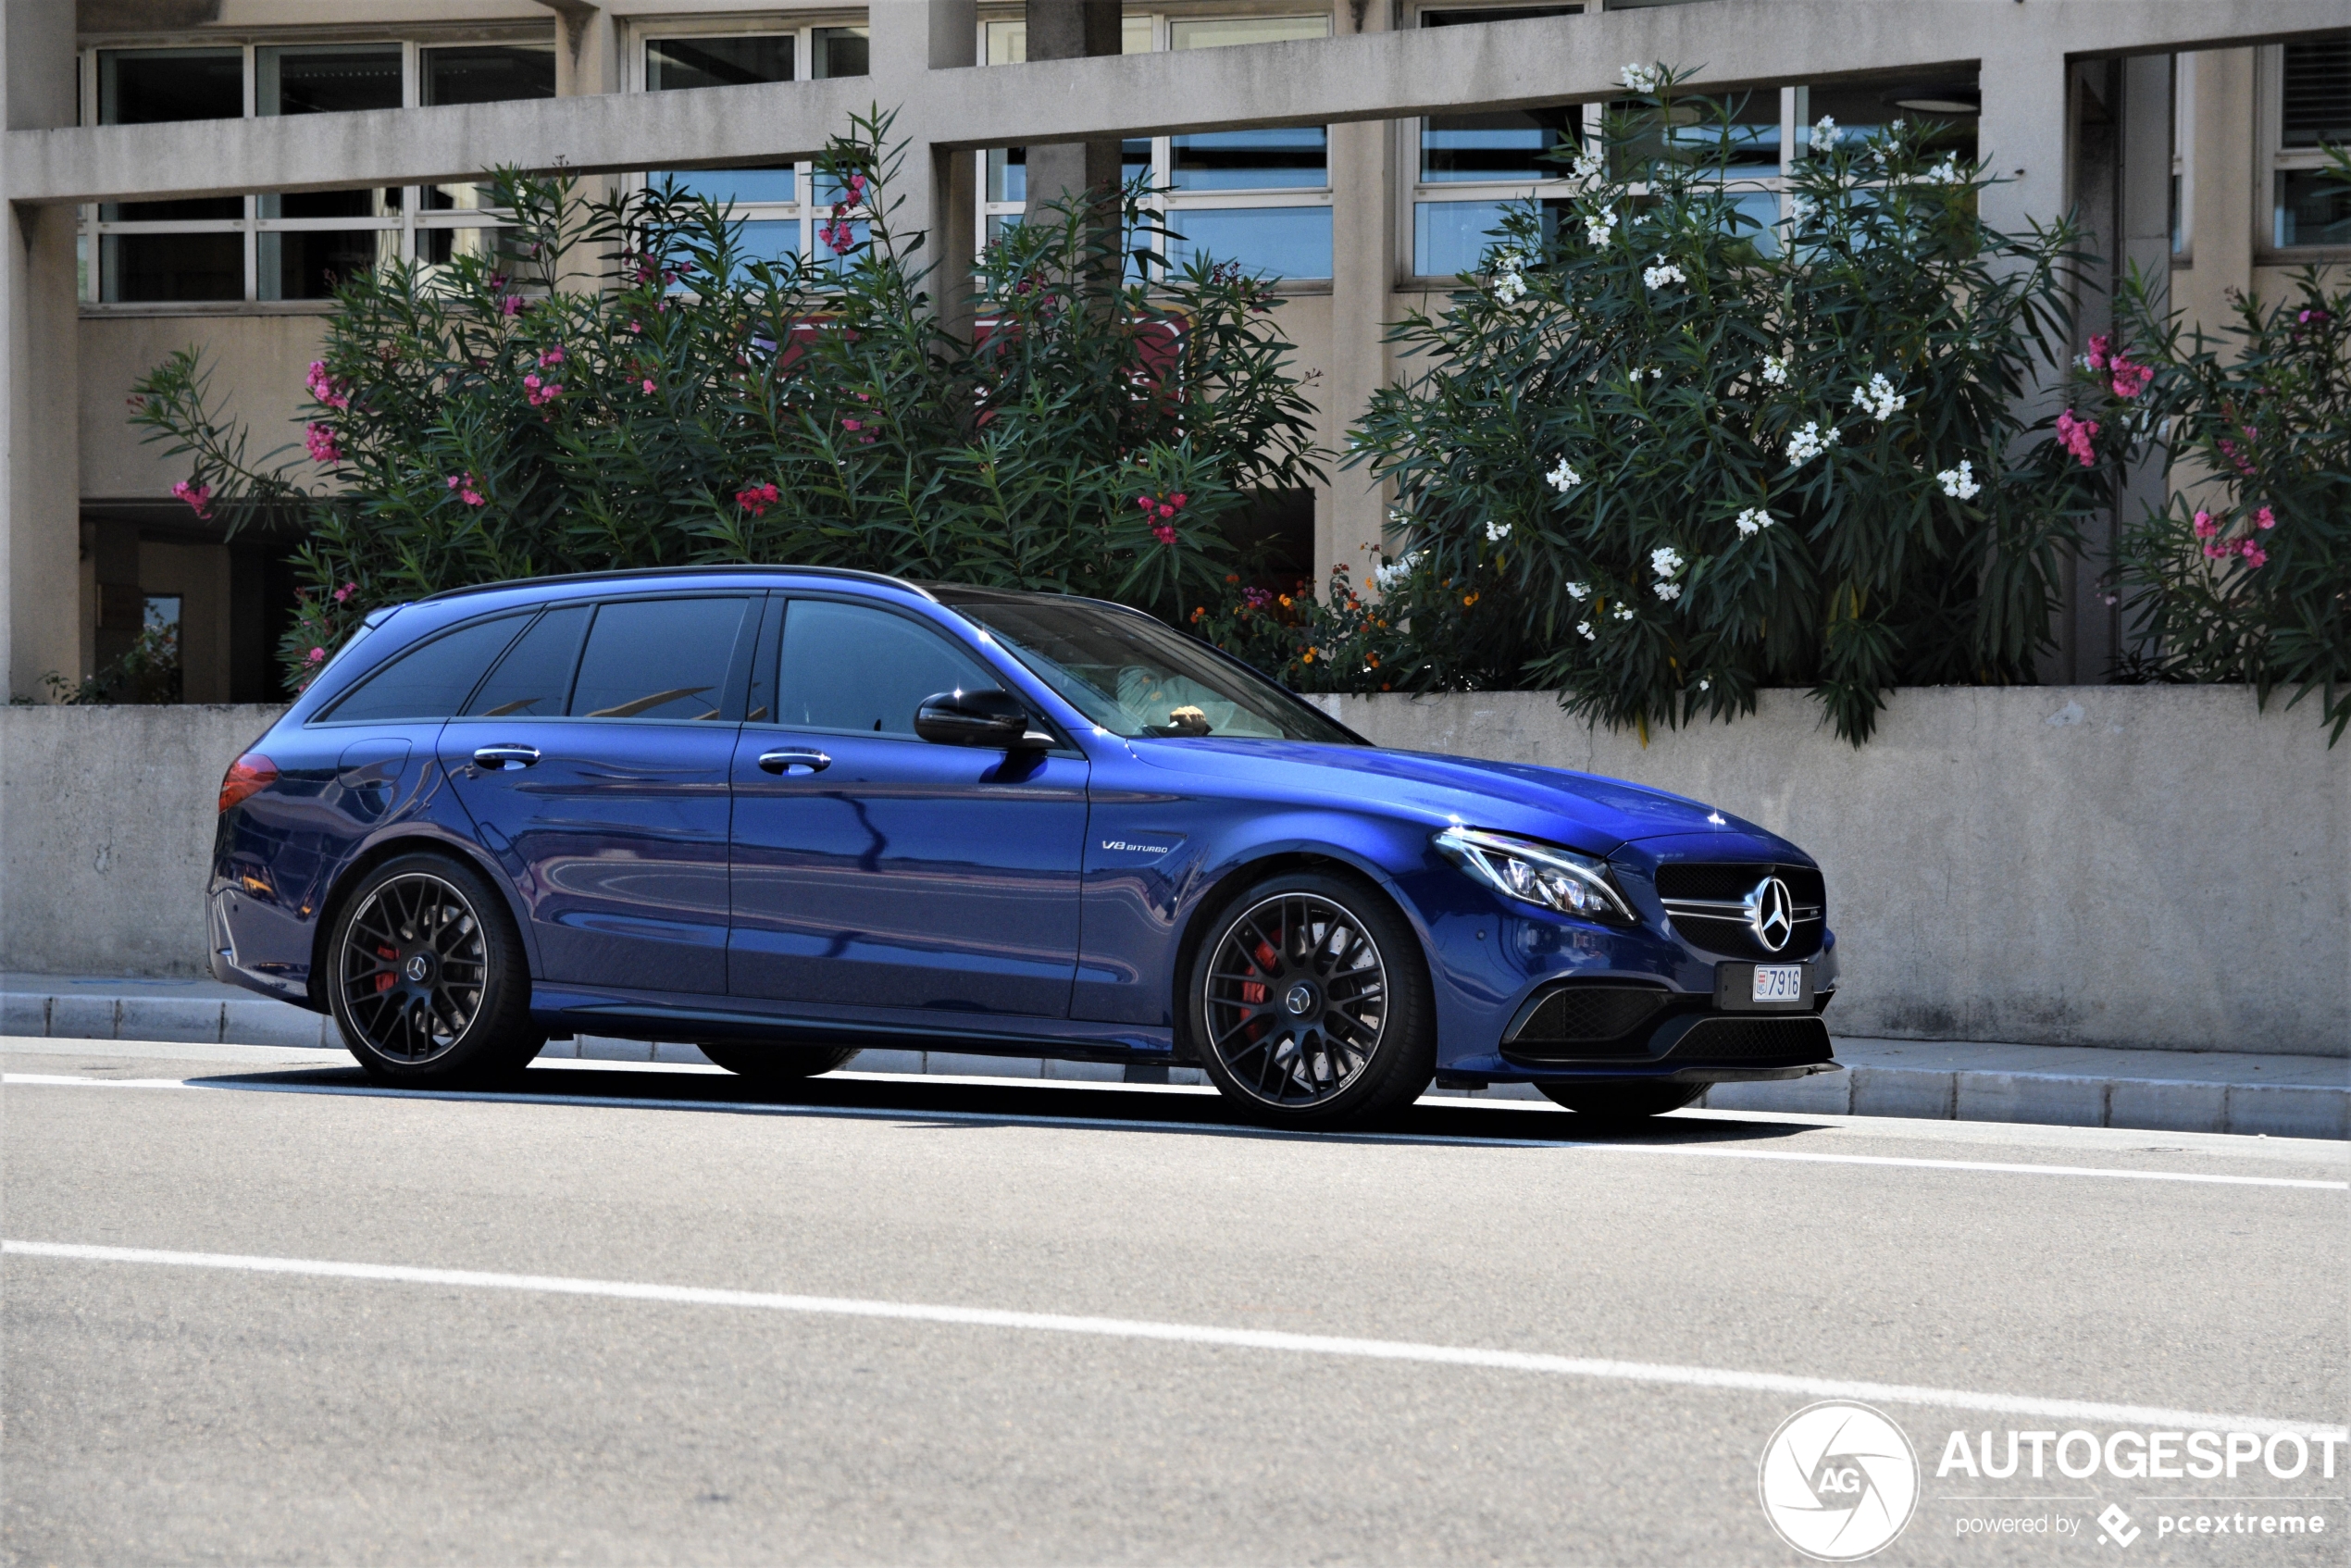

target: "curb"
[7,989,2345,1140]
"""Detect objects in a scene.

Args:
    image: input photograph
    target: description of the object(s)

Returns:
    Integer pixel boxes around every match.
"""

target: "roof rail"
[417,564,935,604]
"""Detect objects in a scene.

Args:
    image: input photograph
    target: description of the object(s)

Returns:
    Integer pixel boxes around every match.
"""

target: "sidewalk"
[7,973,2345,1139]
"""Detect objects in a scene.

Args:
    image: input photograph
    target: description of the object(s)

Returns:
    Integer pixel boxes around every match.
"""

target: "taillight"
[218,753,279,814]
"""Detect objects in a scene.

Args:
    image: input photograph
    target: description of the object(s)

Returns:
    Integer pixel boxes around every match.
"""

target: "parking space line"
[6,1071,2345,1189]
[6,1238,2343,1441]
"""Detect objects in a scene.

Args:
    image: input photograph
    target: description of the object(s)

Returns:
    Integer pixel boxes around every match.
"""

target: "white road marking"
[6,1072,2344,1189]
[6,1239,2342,1441]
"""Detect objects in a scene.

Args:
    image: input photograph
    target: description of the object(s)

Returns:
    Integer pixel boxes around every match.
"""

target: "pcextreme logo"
[1759,1401,1922,1562]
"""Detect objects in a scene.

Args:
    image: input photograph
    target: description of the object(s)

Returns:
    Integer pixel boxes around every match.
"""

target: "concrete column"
[869,1,978,330]
[2108,50,2176,670]
[2,0,81,703]
[2177,47,2256,342]
[1323,0,1396,592]
[1021,2,1123,223]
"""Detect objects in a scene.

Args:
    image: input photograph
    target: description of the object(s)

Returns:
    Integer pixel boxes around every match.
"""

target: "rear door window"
[569,597,752,720]
[464,604,589,717]
[321,612,529,722]
[774,599,994,736]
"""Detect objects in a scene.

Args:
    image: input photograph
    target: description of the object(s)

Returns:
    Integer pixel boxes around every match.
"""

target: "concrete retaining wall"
[3,687,2344,1054]
[1319,687,2348,1057]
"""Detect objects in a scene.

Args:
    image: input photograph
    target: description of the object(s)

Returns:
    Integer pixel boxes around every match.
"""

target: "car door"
[441,592,758,996]
[727,594,1089,1016]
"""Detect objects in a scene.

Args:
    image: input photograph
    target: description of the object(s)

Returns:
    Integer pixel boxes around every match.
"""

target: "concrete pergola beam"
[8,0,2346,206]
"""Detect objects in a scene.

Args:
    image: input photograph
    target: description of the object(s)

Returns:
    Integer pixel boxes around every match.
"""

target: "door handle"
[473,743,541,771]
[757,748,831,776]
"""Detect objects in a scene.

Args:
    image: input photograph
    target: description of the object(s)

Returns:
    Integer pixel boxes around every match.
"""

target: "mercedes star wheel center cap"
[1283,982,1317,1017]
[404,953,431,983]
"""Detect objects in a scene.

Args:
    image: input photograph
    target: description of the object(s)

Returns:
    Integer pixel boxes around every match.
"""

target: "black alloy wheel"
[698,1040,862,1080]
[1189,870,1435,1126]
[1535,1080,1705,1118]
[329,853,541,1085]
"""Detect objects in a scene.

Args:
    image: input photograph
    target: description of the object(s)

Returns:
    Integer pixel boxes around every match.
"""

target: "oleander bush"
[2109,143,2350,742]
[1209,66,2139,743]
[131,109,1321,689]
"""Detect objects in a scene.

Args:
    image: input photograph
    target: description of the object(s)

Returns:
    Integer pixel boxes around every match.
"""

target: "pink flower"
[1137,496,1154,511]
[841,418,863,431]
[641,378,656,394]
[2255,506,2276,530]
[332,582,355,604]
[446,471,485,505]
[524,374,541,390]
[2299,307,2330,326]
[171,479,213,519]
[303,360,350,411]
[500,295,525,317]
[1152,523,1177,545]
[1157,504,1176,519]
[2085,334,2110,371]
[734,481,781,516]
[305,423,342,464]
[1170,492,1188,507]
[2108,359,2152,399]
[2192,510,2218,539]
[460,489,483,506]
[629,320,642,334]
[2239,540,2268,568]
[2201,541,2229,560]
[306,646,327,664]
[2055,408,2098,467]
[539,346,565,367]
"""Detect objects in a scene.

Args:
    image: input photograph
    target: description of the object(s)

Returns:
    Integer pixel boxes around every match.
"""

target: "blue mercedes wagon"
[209,567,1839,1126]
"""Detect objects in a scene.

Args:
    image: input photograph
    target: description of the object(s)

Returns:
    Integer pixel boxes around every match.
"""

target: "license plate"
[1752,965,1804,1003]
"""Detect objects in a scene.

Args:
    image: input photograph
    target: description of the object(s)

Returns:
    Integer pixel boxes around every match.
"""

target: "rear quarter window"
[319,613,530,723]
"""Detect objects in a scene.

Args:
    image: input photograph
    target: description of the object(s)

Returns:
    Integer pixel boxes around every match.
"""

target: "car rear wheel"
[329,852,542,1086]
[1188,870,1435,1127]
[698,1041,861,1080]
[1535,1081,1704,1118]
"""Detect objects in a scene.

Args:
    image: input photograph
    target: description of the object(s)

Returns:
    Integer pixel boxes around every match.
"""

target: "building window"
[632,23,865,273]
[1409,6,1587,280]
[2270,33,2350,251]
[81,38,554,308]
[977,13,1330,284]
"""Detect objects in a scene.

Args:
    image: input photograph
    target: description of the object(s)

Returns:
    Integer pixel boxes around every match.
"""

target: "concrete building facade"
[3,0,2345,703]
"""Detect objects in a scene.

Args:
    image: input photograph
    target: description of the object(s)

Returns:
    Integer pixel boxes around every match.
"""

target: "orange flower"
[1463,592,1479,606]
[1278,594,1293,608]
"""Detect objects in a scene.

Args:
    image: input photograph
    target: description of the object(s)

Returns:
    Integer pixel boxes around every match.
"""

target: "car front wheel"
[329,852,542,1086]
[1188,870,1435,1127]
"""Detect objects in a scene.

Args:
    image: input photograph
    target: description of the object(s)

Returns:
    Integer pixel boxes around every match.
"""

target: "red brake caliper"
[376,944,398,992]
[1242,939,1280,1005]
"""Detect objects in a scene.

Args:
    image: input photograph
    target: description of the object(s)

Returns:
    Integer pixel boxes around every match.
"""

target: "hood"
[1124,738,1801,858]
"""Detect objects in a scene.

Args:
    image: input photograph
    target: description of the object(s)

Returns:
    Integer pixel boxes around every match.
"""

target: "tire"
[1535,1080,1704,1118]
[1187,869,1436,1128]
[698,1040,861,1080]
[327,852,543,1087]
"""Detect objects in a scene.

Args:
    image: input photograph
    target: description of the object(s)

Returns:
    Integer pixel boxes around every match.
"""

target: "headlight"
[1433,826,1636,923]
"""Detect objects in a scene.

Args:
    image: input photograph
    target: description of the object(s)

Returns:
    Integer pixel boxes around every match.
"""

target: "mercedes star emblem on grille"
[1745,876,1796,952]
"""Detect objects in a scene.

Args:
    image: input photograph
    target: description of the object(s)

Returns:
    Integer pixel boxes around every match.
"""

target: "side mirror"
[914,687,1042,749]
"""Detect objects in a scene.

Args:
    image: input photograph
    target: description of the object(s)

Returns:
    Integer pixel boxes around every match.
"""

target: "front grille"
[1507,983,1670,1050]
[1654,861,1826,961]
[1663,1014,1832,1063]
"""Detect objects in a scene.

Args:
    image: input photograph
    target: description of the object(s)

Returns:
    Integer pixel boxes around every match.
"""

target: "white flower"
[1851,372,1907,421]
[1630,367,1662,382]
[1786,420,1841,465]
[1565,580,1590,601]
[1760,355,1789,386]
[1653,580,1682,602]
[1611,604,1636,622]
[1570,148,1606,188]
[1484,519,1511,542]
[1374,551,1419,591]
[1493,269,1526,304]
[1642,257,1687,291]
[1545,457,1582,493]
[1811,114,1839,149]
[1936,458,1982,500]
[1575,620,1595,641]
[1649,546,1684,579]
[1734,506,1773,537]
[1927,154,1962,184]
[1698,678,1711,691]
[1789,195,1816,228]
[1621,62,1662,94]
[1584,207,1618,248]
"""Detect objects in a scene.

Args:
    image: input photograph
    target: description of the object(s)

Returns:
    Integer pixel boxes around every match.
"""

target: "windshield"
[941,594,1363,745]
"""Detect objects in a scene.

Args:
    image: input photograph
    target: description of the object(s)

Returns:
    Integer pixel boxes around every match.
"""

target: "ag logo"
[1758,1401,1920,1561]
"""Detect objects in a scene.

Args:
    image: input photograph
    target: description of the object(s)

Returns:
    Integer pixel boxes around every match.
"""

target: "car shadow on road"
[180,1060,1824,1149]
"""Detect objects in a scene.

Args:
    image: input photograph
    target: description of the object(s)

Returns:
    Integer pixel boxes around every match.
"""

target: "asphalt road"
[5,1037,2345,1567]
